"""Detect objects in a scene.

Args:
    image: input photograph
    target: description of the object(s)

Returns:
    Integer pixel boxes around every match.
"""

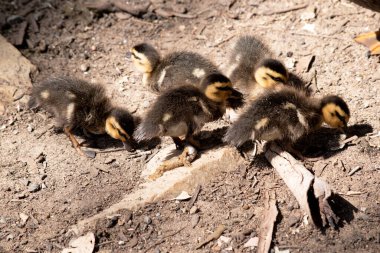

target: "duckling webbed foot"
[64,127,95,158]
[172,137,185,150]
[149,145,198,180]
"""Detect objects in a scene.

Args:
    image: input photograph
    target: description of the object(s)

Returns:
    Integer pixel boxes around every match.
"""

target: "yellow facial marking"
[192,68,206,78]
[322,103,350,128]
[283,102,296,110]
[105,116,130,142]
[131,49,153,73]
[255,117,269,130]
[66,103,75,122]
[254,67,287,88]
[204,82,232,103]
[40,90,50,99]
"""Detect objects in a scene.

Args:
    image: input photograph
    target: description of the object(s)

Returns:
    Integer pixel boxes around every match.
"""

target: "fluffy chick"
[223,86,350,156]
[28,77,137,157]
[130,43,220,93]
[226,35,289,98]
[134,74,240,149]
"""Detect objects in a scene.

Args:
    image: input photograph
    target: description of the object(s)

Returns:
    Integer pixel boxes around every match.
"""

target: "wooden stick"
[261,4,308,16]
[257,192,278,253]
[195,224,225,249]
[264,143,337,228]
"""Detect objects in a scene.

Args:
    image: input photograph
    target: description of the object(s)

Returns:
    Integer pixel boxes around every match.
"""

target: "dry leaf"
[173,191,191,201]
[62,232,95,253]
[354,30,380,55]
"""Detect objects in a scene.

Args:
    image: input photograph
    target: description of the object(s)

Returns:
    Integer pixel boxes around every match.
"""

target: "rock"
[288,215,299,227]
[28,183,40,193]
[80,63,90,72]
[27,124,34,133]
[19,213,29,226]
[189,205,198,214]
[143,216,152,224]
[74,147,244,233]
[243,237,259,248]
[104,158,115,164]
[0,35,36,115]
[62,232,95,253]
[115,12,132,20]
[300,6,316,20]
[191,214,200,228]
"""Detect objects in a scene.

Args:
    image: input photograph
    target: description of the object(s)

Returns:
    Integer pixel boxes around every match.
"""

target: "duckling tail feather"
[133,122,160,142]
[223,119,255,147]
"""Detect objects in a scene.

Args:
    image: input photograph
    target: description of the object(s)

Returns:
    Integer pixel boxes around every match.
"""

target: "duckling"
[134,73,241,150]
[28,77,137,157]
[226,35,289,98]
[223,86,350,159]
[130,43,220,93]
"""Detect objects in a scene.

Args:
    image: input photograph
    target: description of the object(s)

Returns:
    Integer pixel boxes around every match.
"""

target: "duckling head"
[105,108,136,151]
[130,43,160,73]
[201,73,236,103]
[320,96,350,131]
[254,59,288,88]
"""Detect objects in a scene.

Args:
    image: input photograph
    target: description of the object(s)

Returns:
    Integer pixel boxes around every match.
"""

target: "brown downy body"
[28,77,137,150]
[134,74,240,147]
[131,43,220,93]
[224,86,350,147]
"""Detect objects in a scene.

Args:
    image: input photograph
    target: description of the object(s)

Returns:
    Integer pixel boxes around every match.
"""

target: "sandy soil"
[0,0,379,252]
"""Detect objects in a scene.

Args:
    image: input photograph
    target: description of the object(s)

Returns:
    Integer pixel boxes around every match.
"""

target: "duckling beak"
[123,141,135,152]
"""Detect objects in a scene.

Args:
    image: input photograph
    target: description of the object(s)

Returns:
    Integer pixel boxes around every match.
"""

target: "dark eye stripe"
[216,86,232,91]
[131,52,141,60]
[267,74,285,83]
[335,111,346,123]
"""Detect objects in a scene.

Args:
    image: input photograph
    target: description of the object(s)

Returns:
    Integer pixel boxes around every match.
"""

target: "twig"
[213,35,235,47]
[97,240,115,246]
[187,184,202,210]
[145,149,159,163]
[341,135,358,145]
[195,224,225,249]
[261,3,308,16]
[144,226,186,252]
[290,32,342,40]
[348,166,361,176]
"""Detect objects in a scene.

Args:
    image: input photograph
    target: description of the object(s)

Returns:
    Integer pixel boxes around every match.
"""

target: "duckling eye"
[216,86,232,91]
[330,112,335,117]
[272,77,283,82]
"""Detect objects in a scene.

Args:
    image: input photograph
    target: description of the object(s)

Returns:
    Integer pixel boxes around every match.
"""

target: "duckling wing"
[154,52,219,91]
[134,86,211,141]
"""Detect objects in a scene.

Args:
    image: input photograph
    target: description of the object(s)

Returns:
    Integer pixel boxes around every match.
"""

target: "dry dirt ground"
[0,0,380,252]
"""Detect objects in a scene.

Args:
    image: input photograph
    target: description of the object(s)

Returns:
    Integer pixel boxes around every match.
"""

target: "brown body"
[28,77,137,155]
[224,86,350,147]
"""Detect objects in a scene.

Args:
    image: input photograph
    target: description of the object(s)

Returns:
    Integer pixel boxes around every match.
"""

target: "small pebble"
[91,45,97,51]
[191,214,200,228]
[28,183,41,193]
[189,205,198,214]
[80,64,90,72]
[143,216,152,224]
[27,124,34,133]
[118,240,125,245]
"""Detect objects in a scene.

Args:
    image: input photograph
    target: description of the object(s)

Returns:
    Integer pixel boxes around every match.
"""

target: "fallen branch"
[187,184,201,210]
[144,226,186,253]
[195,224,225,249]
[257,192,278,253]
[261,4,308,16]
[265,143,337,228]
